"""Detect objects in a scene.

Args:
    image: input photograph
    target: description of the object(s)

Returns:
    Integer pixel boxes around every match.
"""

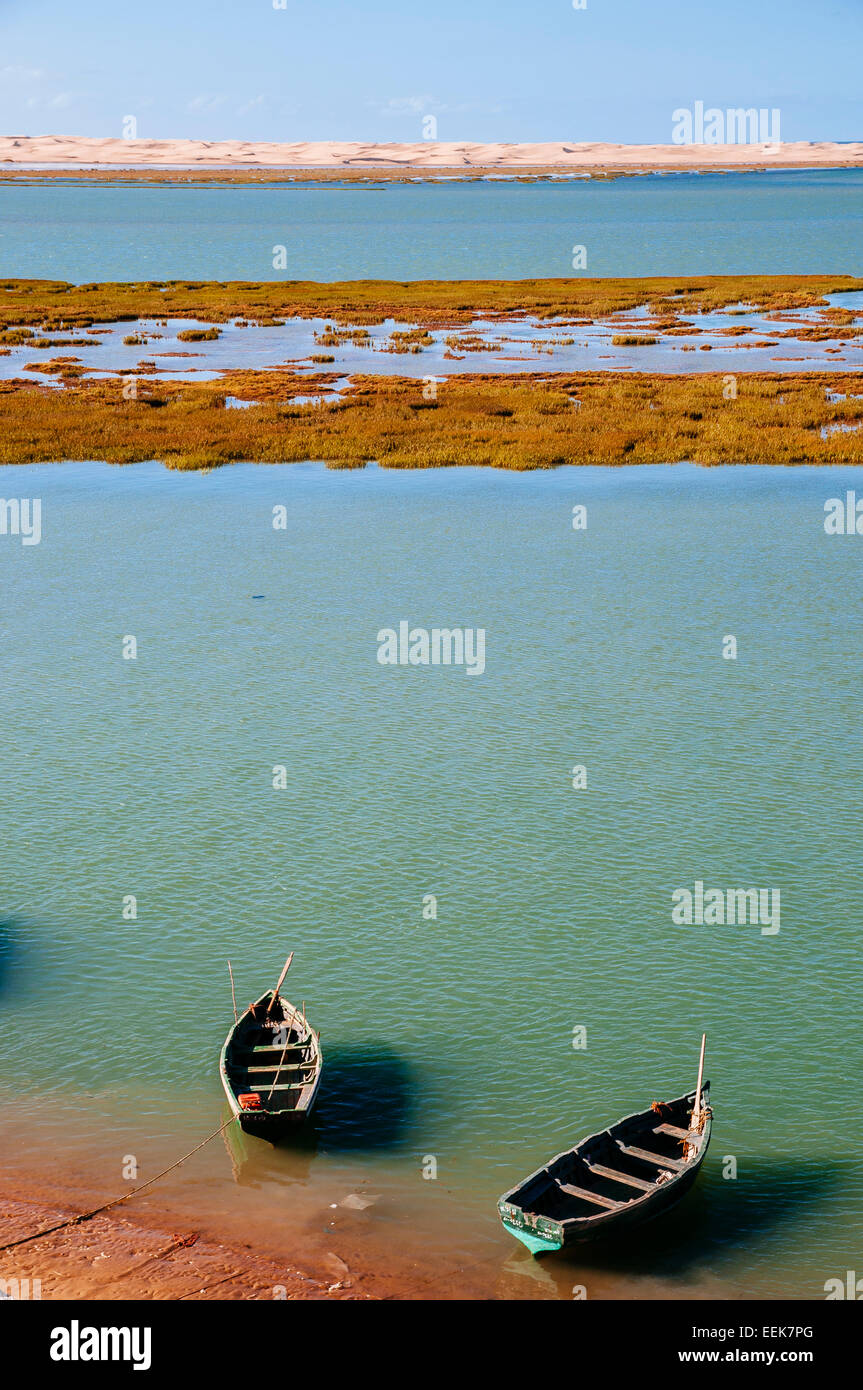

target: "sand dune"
[1,135,861,170]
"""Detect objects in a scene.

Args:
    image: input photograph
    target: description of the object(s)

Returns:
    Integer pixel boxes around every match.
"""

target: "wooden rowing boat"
[220,956,322,1140]
[498,1037,712,1253]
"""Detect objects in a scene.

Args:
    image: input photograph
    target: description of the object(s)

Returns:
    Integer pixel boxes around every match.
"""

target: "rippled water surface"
[1,460,861,1297]
[2,169,863,280]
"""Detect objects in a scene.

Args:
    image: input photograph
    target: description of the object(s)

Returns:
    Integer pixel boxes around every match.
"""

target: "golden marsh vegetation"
[1,368,861,471]
[2,275,861,332]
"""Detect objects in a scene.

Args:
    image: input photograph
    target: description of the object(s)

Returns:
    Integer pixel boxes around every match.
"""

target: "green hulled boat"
[499,1037,712,1253]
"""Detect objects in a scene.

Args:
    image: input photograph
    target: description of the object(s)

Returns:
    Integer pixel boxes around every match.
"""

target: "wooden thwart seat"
[241,1063,315,1074]
[653,1122,690,1140]
[587,1162,655,1193]
[248,1081,312,1092]
[557,1181,625,1211]
[618,1143,687,1171]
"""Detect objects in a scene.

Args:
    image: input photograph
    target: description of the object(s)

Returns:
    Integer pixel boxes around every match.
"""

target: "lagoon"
[2,169,863,281]
[1,459,861,1298]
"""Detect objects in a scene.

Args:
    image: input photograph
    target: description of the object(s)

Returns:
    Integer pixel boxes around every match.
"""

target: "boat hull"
[502,1153,704,1248]
[220,990,323,1143]
[498,1086,711,1252]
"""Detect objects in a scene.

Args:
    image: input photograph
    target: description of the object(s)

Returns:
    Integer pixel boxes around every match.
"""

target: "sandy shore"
[2,136,862,172]
[0,1194,360,1300]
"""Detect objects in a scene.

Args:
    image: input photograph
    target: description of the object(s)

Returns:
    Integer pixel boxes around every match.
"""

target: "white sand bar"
[2,136,862,171]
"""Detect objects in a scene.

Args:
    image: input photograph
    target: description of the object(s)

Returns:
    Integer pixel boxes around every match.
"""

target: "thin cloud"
[0,64,46,81]
[25,91,82,111]
[187,94,227,113]
[370,95,505,118]
[375,95,436,117]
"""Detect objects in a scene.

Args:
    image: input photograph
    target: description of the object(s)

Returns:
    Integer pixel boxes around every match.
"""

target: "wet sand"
[0,1178,514,1302]
[1,1193,351,1300]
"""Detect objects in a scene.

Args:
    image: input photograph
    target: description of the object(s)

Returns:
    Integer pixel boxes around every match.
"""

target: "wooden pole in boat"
[266,952,294,1017]
[266,1030,292,1105]
[265,1000,302,1105]
[228,961,238,1025]
[692,1033,707,1126]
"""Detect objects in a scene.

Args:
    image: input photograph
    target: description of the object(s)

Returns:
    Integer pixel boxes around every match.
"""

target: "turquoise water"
[1,459,862,1298]
[2,170,862,280]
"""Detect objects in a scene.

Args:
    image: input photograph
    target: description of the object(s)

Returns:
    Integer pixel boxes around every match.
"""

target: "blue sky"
[1,0,860,143]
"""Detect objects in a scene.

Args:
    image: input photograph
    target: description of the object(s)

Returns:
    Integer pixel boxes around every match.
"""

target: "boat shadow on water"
[310,1043,416,1152]
[0,917,21,998]
[223,1042,415,1175]
[535,1158,844,1289]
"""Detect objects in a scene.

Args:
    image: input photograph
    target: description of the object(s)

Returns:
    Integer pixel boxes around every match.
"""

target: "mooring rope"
[0,1116,237,1253]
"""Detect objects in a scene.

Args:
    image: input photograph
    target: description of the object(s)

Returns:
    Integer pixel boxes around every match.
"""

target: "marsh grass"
[176,327,221,342]
[0,167,633,187]
[314,324,372,347]
[4,161,862,188]
[2,276,861,334]
[1,368,861,471]
[382,328,435,353]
